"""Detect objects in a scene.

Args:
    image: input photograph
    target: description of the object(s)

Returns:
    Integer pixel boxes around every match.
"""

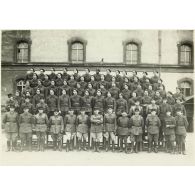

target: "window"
[16,42,29,63]
[178,41,193,65]
[177,78,194,97]
[123,39,142,64]
[71,42,84,63]
[126,43,138,64]
[17,80,26,92]
[67,37,87,63]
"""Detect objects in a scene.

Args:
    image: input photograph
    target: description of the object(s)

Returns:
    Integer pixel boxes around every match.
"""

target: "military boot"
[66,140,70,152]
[78,140,81,151]
[20,141,24,152]
[182,143,186,155]
[53,139,57,151]
[93,141,96,152]
[112,141,115,152]
[135,142,139,153]
[124,139,128,154]
[119,138,123,152]
[28,140,32,152]
[105,140,109,152]
[6,141,11,152]
[58,140,62,151]
[96,142,100,152]
[154,142,158,153]
[83,140,87,151]
[130,142,134,153]
[148,142,152,153]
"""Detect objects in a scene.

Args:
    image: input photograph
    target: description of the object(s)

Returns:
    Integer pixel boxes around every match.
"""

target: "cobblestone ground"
[1,133,195,166]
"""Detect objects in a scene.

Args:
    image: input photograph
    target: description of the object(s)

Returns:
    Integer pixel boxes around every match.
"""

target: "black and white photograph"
[0,29,194,165]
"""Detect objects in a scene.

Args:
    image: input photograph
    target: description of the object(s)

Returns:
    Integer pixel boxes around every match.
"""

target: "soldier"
[162,110,176,154]
[64,109,77,152]
[30,73,38,88]
[173,87,186,103]
[132,76,140,91]
[76,108,90,151]
[33,79,45,96]
[166,91,175,107]
[129,108,144,153]
[103,108,117,152]
[109,82,120,99]
[105,69,112,83]
[58,89,70,118]
[121,84,131,101]
[59,80,71,96]
[21,97,34,114]
[148,85,155,98]
[117,111,130,153]
[79,76,88,90]
[98,74,108,89]
[83,68,91,83]
[46,89,58,118]
[105,91,116,113]
[18,106,34,152]
[142,78,151,91]
[48,80,57,96]
[32,88,45,112]
[2,105,19,151]
[129,100,143,117]
[81,90,93,115]
[73,68,80,82]
[5,93,18,111]
[22,80,33,97]
[90,109,103,152]
[140,71,149,85]
[14,90,23,113]
[116,93,128,116]
[90,76,98,90]
[49,67,57,81]
[158,85,166,99]
[36,97,48,115]
[23,91,33,103]
[55,73,64,88]
[128,92,138,108]
[42,74,51,99]
[145,109,161,153]
[87,83,96,97]
[70,89,82,115]
[146,99,160,116]
[68,75,77,94]
[49,109,64,151]
[154,91,163,105]
[76,83,85,97]
[150,71,159,84]
[93,90,105,114]
[175,109,188,155]
[94,68,101,82]
[99,83,107,97]
[38,68,45,81]
[173,98,186,116]
[34,106,49,151]
[134,84,144,98]
[115,70,122,87]
[62,67,70,81]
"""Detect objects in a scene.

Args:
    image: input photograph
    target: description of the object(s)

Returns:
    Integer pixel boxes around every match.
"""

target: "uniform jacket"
[129,105,143,116]
[90,114,103,133]
[173,103,186,116]
[59,85,71,96]
[104,113,117,132]
[93,96,105,111]
[130,115,144,135]
[2,111,19,133]
[105,97,116,112]
[76,114,90,133]
[30,79,38,88]
[36,102,48,114]
[62,73,70,81]
[167,96,175,106]
[46,95,58,112]
[70,95,82,110]
[117,116,130,136]
[19,112,34,133]
[159,103,172,119]
[81,95,93,113]
[55,78,63,87]
[58,95,70,112]
[116,98,128,113]
[87,88,96,97]
[64,114,77,132]
[49,115,64,134]
[49,73,57,81]
[145,115,161,134]
[109,87,120,99]
[79,81,87,89]
[32,94,45,108]
[34,113,49,132]
[146,104,160,115]
[175,115,188,135]
[121,89,131,100]
[83,73,91,83]
[105,74,112,82]
[162,116,176,135]
[21,102,34,114]
[142,95,152,105]
[93,73,101,82]
[154,95,162,105]
[134,88,144,97]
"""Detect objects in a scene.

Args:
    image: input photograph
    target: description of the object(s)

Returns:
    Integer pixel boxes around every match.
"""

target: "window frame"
[177,77,194,97]
[67,37,87,63]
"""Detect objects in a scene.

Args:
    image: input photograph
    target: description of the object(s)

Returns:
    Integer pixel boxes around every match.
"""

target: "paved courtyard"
[0,132,195,166]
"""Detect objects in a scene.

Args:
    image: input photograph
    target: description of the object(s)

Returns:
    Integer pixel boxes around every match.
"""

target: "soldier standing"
[58,89,70,118]
[117,111,130,153]
[90,109,103,152]
[76,109,90,151]
[49,109,64,151]
[70,89,82,115]
[2,105,19,151]
[162,110,176,154]
[93,90,105,114]
[129,108,144,153]
[116,93,128,117]
[175,109,188,155]
[145,109,161,153]
[46,89,58,118]
[34,106,49,151]
[81,90,93,115]
[36,97,48,115]
[103,108,117,152]
[105,92,116,113]
[64,109,77,152]
[18,106,34,152]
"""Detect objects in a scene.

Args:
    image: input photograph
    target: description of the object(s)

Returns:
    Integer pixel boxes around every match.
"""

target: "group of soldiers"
[2,67,188,154]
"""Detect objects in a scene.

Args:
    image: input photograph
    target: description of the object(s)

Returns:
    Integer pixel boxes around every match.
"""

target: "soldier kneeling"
[49,109,64,151]
[129,108,144,153]
[103,108,117,152]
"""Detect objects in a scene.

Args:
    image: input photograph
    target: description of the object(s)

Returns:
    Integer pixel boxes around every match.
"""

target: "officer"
[18,106,34,152]
[145,109,161,153]
[134,84,144,98]
[175,108,188,155]
[128,92,138,108]
[93,90,105,114]
[81,90,93,116]
[36,96,48,115]
[162,110,176,154]
[117,110,130,153]
[70,89,82,115]
[99,83,107,97]
[58,89,70,118]
[49,109,64,151]
[146,99,160,116]
[105,91,116,113]
[64,109,77,152]
[148,85,155,98]
[129,108,144,153]
[103,108,117,152]
[116,93,128,117]
[46,89,58,118]
[34,106,49,151]
[32,88,45,111]
[109,82,120,99]
[129,100,143,117]
[2,105,19,152]
[76,108,90,151]
[73,68,80,82]
[76,83,85,97]
[98,74,108,89]
[90,109,103,152]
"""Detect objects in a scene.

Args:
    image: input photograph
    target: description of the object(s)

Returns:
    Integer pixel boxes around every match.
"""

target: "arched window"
[123,39,142,64]
[16,42,29,63]
[17,80,26,92]
[67,37,87,63]
[178,41,193,65]
[177,78,194,97]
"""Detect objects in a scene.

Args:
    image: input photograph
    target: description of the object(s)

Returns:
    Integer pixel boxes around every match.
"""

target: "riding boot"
[124,139,128,153]
[135,142,139,153]
[41,139,45,152]
[78,140,81,151]
[148,142,152,153]
[112,141,115,152]
[105,140,109,152]
[66,140,70,152]
[53,139,57,151]
[154,142,158,153]
[37,140,40,151]
[139,142,143,152]
[6,141,11,152]
[130,142,134,153]
[182,143,186,155]
[93,141,96,152]
[83,140,87,151]
[20,141,24,152]
[28,139,32,152]
[119,138,123,152]
[179,143,182,154]
[96,142,100,152]
[69,139,73,151]
[58,140,62,151]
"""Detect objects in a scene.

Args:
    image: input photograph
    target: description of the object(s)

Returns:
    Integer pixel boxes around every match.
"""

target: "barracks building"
[1,30,194,131]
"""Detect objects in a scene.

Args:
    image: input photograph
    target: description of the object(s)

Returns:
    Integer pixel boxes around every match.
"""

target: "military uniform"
[49,115,64,151]
[129,114,144,153]
[103,113,117,151]
[14,95,23,113]
[162,115,176,153]
[42,79,51,98]
[36,102,48,114]
[48,85,57,96]
[34,113,49,151]
[83,73,91,83]
[46,95,58,118]
[18,112,34,151]
[2,111,19,151]
[121,89,131,101]
[33,84,45,96]
[173,92,186,102]
[76,114,90,150]
[145,114,161,152]
[173,103,186,116]
[68,79,77,93]
[93,95,105,114]
[175,115,188,154]
[49,73,57,81]
[81,95,93,115]
[59,85,71,96]
[55,78,64,87]
[58,94,70,117]
[129,105,143,117]
[70,94,82,115]
[109,86,120,99]
[87,87,96,97]
[32,93,45,111]
[146,104,160,116]
[116,98,128,116]
[62,72,70,81]
[30,78,38,88]
[105,97,116,113]
[21,102,34,114]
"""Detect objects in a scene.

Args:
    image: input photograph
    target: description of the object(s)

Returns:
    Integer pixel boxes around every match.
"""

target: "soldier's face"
[10,97,14,101]
[166,112,171,116]
[94,110,99,115]
[151,111,156,116]
[107,93,111,97]
[69,111,74,115]
[40,99,44,103]
[85,91,89,96]
[73,91,77,95]
[54,112,58,116]
[24,108,29,113]
[10,108,15,112]
[63,81,67,85]
[177,111,182,116]
[70,76,74,80]
[81,77,84,81]
[91,77,94,81]
[15,92,19,96]
[122,112,127,117]
[39,110,44,114]
[51,81,55,85]
[50,91,54,95]
[37,90,40,94]
[108,109,112,114]
[135,111,139,115]
[88,84,92,88]
[25,99,30,103]
[62,90,66,95]
[151,100,155,104]
[97,91,101,96]
[81,111,85,115]
[119,94,123,99]
[45,75,49,80]
[57,74,61,78]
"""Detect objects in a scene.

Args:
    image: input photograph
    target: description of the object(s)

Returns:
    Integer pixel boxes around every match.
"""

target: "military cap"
[54,108,59,113]
[38,106,44,110]
[167,91,173,95]
[134,108,140,112]
[80,108,86,112]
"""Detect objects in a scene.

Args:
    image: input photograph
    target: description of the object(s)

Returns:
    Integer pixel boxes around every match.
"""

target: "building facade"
[1,30,194,104]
